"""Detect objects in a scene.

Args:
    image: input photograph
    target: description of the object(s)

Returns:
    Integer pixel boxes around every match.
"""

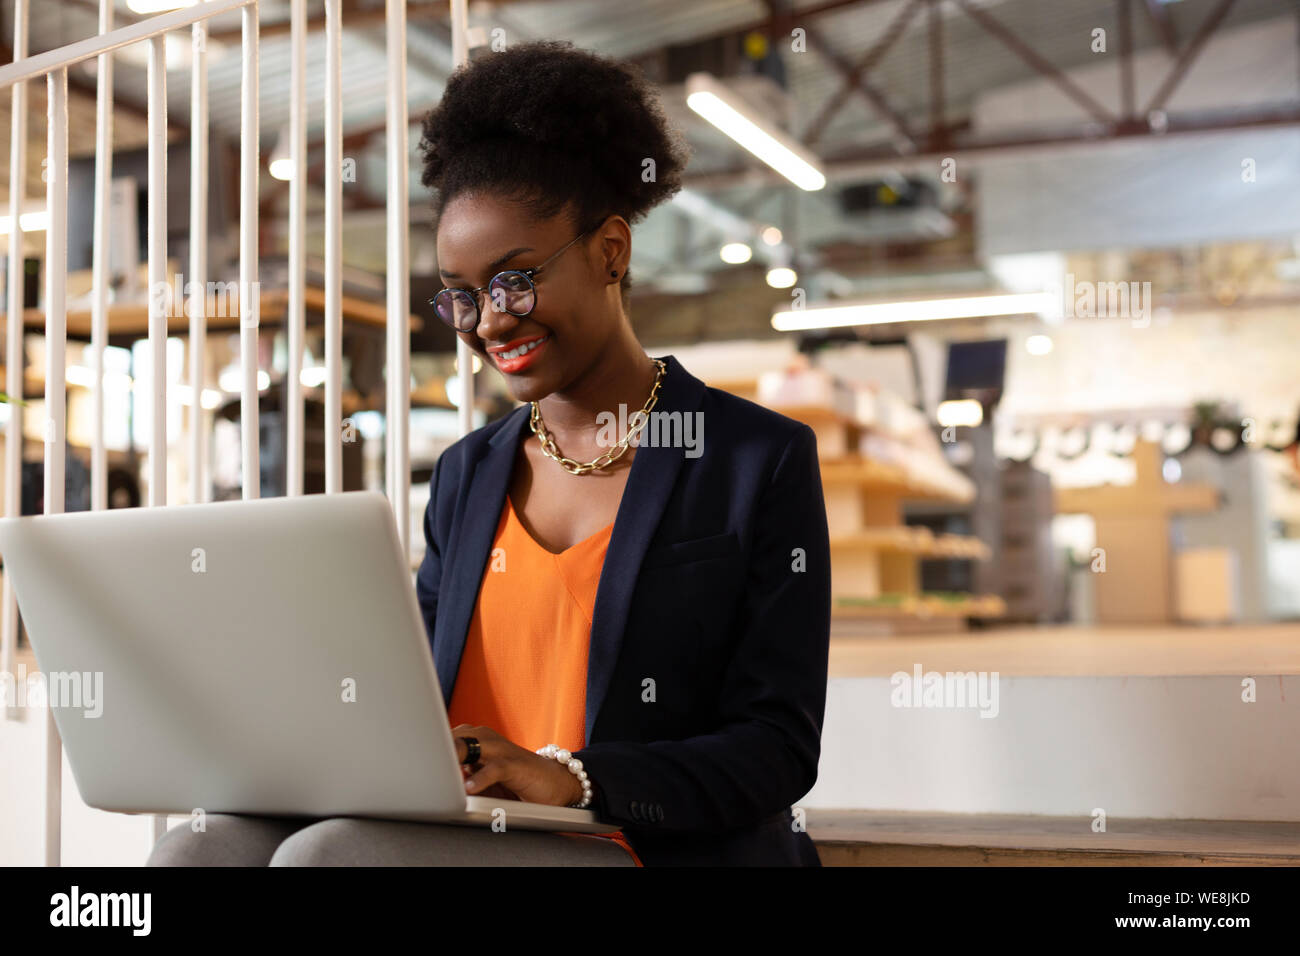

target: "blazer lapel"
[585,354,705,742]
[433,405,528,704]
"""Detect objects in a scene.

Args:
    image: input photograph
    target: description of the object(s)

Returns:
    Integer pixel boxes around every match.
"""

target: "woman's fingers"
[454,734,476,764]
[483,782,518,800]
[450,726,532,800]
[451,724,494,765]
[464,758,505,795]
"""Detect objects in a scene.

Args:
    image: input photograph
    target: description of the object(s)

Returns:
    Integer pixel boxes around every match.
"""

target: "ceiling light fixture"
[0,208,48,234]
[268,128,293,181]
[685,72,826,191]
[1025,333,1054,355]
[771,292,1056,331]
[720,242,753,264]
[937,399,984,428]
[767,267,797,289]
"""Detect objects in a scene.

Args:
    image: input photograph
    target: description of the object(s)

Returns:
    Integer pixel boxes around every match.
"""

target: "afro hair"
[418,39,691,293]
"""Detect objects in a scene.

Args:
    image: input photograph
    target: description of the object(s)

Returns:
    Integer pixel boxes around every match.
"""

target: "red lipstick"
[487,333,550,374]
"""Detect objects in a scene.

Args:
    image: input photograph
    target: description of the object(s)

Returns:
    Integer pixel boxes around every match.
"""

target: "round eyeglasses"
[430,220,603,333]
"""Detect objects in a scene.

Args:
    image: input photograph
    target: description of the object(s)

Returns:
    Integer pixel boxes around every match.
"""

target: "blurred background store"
[3,0,1300,864]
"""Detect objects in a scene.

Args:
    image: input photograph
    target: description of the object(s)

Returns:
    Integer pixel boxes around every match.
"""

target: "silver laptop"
[0,491,615,834]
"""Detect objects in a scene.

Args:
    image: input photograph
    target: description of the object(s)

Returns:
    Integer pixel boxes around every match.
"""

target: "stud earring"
[610,270,618,277]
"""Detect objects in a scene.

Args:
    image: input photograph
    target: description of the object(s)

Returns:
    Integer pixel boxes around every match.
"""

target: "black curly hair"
[418,39,691,299]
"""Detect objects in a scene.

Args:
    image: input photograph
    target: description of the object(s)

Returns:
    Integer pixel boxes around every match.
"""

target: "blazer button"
[628,800,641,820]
[652,804,663,822]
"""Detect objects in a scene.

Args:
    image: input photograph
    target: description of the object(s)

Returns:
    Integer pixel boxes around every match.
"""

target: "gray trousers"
[146,814,637,866]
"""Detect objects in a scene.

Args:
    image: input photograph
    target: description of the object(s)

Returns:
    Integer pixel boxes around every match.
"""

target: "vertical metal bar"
[190,16,209,505]
[1,0,29,709]
[449,0,473,439]
[1118,0,1135,121]
[90,0,112,514]
[386,0,410,552]
[287,0,306,496]
[324,0,342,491]
[240,3,260,498]
[927,0,943,147]
[147,31,169,846]
[44,66,70,868]
[147,34,167,514]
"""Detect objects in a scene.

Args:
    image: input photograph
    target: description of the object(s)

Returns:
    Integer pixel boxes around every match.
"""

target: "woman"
[149,39,830,867]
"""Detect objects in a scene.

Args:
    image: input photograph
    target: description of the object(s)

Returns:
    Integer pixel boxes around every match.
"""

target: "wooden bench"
[807,810,1300,866]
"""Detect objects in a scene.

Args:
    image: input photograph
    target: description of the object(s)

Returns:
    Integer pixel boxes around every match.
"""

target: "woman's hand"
[452,724,584,807]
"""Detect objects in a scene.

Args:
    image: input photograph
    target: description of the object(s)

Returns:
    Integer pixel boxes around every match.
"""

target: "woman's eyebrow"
[440,245,535,281]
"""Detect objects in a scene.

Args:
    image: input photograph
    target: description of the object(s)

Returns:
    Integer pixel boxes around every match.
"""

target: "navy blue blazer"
[415,353,831,866]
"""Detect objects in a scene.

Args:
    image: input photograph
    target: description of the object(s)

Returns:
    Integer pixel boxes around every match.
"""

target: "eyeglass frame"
[428,216,607,332]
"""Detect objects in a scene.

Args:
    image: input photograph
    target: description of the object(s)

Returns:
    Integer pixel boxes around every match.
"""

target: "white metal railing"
[0,0,29,751]
[286,0,305,497]
[44,57,68,871]
[239,3,260,498]
[451,0,474,433]
[385,0,411,554]
[323,0,341,494]
[0,0,446,866]
[92,0,112,515]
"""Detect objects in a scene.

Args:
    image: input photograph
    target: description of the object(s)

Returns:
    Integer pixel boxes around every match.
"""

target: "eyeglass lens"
[435,270,537,331]
[488,271,535,316]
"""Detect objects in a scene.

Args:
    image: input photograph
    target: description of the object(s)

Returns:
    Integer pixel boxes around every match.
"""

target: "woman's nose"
[474,295,520,343]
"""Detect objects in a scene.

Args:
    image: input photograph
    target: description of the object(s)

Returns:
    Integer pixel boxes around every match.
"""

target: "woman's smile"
[487,333,551,374]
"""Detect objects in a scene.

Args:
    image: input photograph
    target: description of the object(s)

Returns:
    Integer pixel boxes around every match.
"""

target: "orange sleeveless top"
[446,493,643,866]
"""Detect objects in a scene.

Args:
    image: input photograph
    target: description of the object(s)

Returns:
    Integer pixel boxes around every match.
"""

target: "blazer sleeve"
[574,423,831,833]
[414,450,447,649]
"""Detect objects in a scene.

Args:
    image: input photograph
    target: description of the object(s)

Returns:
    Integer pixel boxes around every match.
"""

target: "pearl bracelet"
[535,744,593,809]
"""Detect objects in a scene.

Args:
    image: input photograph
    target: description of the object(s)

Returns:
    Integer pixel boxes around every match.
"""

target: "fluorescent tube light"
[937,400,983,428]
[685,73,826,191]
[771,292,1056,331]
[269,128,293,181]
[0,209,48,234]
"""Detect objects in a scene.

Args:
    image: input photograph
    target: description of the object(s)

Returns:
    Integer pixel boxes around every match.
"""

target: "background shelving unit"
[709,368,1004,634]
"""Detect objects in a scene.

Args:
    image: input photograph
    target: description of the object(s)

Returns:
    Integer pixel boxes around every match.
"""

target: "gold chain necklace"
[529,358,666,475]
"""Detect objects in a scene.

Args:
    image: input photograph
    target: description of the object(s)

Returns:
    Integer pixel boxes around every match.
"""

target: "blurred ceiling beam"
[952,0,1116,125]
[1144,0,1239,114]
[695,0,903,49]
[800,0,923,148]
[1119,0,1136,119]
[1142,0,1180,57]
[927,0,944,149]
[761,0,917,152]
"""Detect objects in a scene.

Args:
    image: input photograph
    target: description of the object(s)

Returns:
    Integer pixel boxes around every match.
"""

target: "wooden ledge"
[806,809,1300,866]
